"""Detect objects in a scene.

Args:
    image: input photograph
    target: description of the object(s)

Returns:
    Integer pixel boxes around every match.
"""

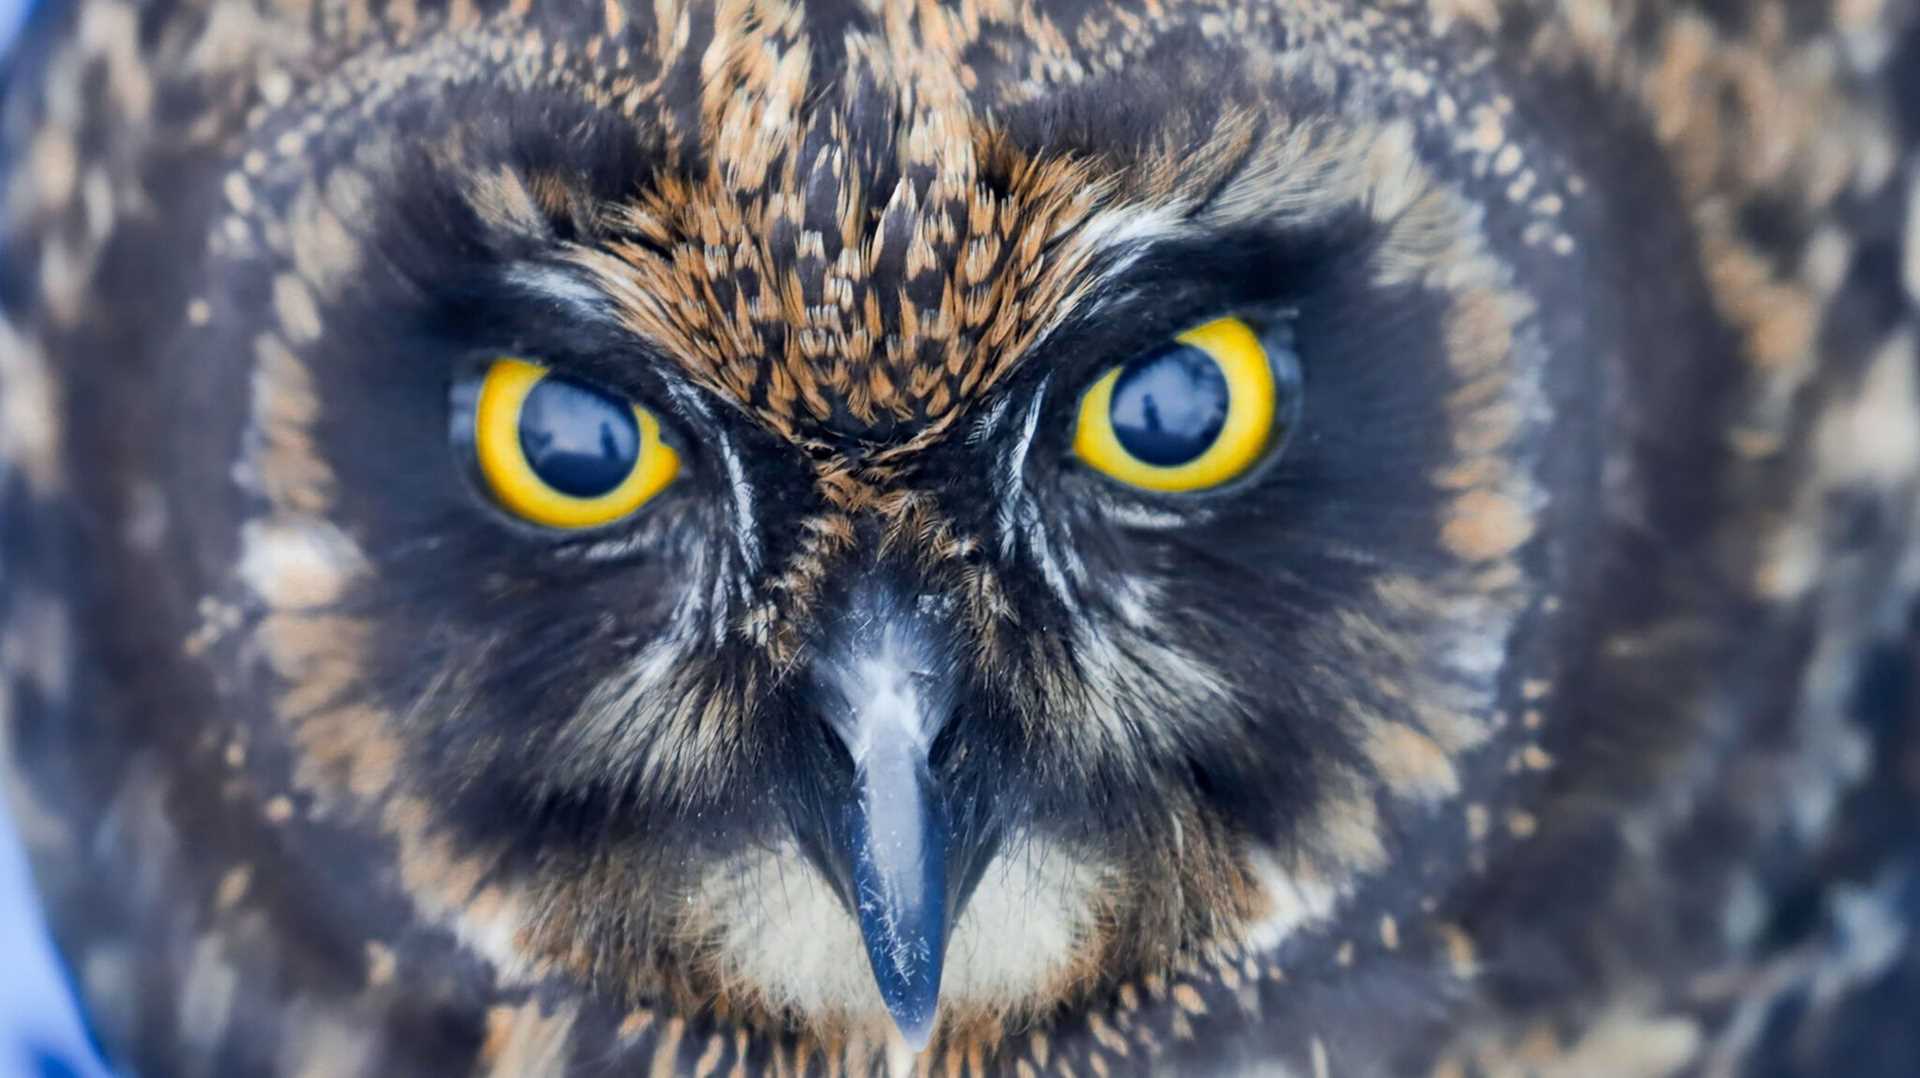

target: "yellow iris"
[474,358,680,529]
[1073,316,1277,492]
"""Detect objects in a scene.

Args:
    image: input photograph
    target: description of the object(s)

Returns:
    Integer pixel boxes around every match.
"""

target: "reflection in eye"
[1108,343,1230,467]
[1073,316,1296,493]
[471,358,680,529]
[515,375,643,499]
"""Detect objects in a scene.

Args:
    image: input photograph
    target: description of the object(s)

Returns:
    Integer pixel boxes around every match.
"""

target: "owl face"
[158,0,1586,1054]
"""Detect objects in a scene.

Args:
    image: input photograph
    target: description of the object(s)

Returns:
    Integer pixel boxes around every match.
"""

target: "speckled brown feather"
[2,0,1918,1075]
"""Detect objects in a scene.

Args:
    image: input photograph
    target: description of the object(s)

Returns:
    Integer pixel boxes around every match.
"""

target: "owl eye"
[1073,316,1293,492]
[472,357,680,529]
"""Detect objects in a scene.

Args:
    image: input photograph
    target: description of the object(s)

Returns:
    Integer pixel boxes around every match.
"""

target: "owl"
[2,0,1918,1074]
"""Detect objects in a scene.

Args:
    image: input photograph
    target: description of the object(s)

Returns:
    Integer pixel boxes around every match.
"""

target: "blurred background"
[1,5,112,1078]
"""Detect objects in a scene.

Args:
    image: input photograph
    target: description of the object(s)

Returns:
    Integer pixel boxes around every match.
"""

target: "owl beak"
[805,584,961,1051]
[841,717,947,1051]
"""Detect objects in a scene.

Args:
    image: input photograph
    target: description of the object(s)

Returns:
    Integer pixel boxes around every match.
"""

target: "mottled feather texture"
[1,0,1917,1075]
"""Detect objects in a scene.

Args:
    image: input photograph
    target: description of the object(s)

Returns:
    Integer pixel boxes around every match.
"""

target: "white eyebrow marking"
[707,553,732,645]
[996,386,1049,559]
[1023,510,1077,610]
[1074,202,1194,262]
[987,385,1079,609]
[969,394,1014,447]
[505,264,615,318]
[716,434,760,572]
[664,382,761,575]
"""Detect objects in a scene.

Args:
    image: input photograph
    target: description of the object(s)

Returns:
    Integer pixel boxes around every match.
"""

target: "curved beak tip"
[855,890,945,1051]
[897,1019,938,1056]
[849,801,948,1050]
[886,994,940,1055]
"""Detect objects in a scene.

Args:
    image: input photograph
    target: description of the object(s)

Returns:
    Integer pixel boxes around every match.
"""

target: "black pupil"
[1109,342,1231,467]
[517,375,641,498]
